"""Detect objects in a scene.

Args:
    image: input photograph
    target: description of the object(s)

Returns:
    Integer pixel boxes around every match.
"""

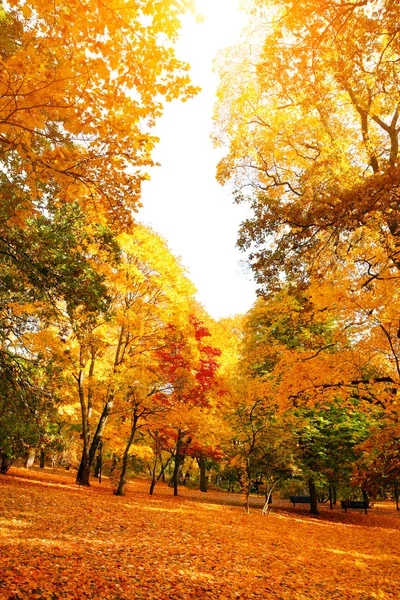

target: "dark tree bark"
[148,433,172,496]
[197,456,207,492]
[115,412,139,496]
[149,459,171,496]
[172,453,182,497]
[309,479,319,515]
[171,434,183,497]
[76,365,90,486]
[0,454,12,474]
[76,395,114,485]
[394,482,399,511]
[94,453,101,478]
[39,450,45,469]
[362,489,369,507]
[76,327,128,486]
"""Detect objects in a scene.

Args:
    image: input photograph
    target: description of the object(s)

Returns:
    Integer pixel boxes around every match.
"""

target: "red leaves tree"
[152,315,222,496]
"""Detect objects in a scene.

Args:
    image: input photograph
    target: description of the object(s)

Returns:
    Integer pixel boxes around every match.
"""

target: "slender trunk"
[78,327,128,485]
[308,479,319,515]
[329,485,333,510]
[94,453,101,478]
[198,456,207,492]
[87,352,96,428]
[98,441,102,484]
[333,485,337,505]
[261,479,279,516]
[394,481,399,511]
[77,393,114,483]
[171,434,183,497]
[88,395,114,467]
[362,488,369,509]
[76,367,90,486]
[149,453,172,496]
[115,413,139,496]
[24,448,35,469]
[39,450,45,469]
[244,455,252,514]
[245,485,251,514]
[172,454,181,497]
[149,435,161,496]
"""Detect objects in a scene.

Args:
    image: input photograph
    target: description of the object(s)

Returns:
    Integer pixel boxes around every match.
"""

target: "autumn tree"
[153,315,222,496]
[1,0,198,227]
[0,201,117,472]
[354,421,400,509]
[0,359,61,472]
[214,0,400,289]
[146,427,176,496]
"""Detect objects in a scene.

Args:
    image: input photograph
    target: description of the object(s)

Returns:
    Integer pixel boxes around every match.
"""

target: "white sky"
[138,0,257,321]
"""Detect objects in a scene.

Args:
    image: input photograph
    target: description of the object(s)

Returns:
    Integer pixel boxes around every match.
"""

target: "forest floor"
[0,467,399,600]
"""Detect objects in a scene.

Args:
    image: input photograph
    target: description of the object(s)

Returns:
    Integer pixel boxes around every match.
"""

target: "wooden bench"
[289,496,311,506]
[341,500,370,515]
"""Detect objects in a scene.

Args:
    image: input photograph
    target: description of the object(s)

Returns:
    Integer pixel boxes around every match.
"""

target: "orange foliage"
[2,0,198,227]
[0,468,399,599]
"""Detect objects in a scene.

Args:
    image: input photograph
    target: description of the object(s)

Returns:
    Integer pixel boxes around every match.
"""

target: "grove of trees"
[1,0,400,516]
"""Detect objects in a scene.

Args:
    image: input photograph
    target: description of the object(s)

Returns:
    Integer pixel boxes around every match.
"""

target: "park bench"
[289,496,311,506]
[341,500,370,515]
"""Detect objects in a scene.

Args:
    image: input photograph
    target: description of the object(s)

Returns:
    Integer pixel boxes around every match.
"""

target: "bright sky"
[138,0,257,321]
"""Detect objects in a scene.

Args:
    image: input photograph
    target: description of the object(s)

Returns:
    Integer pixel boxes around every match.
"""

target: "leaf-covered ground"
[0,468,399,599]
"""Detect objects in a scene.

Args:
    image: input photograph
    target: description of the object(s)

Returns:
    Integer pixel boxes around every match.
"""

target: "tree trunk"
[245,485,251,514]
[261,478,279,515]
[76,395,114,485]
[308,479,319,515]
[149,451,172,496]
[24,448,35,469]
[172,454,182,497]
[115,414,139,496]
[94,453,101,478]
[39,450,45,469]
[394,481,399,511]
[244,455,253,514]
[89,397,114,466]
[198,457,207,492]
[170,433,183,497]
[329,485,333,510]
[0,454,12,474]
[76,366,91,486]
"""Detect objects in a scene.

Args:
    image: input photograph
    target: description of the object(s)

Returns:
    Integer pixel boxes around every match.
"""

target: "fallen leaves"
[0,468,399,599]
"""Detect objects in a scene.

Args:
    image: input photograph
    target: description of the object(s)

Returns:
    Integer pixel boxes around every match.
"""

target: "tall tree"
[153,316,222,496]
[214,0,400,289]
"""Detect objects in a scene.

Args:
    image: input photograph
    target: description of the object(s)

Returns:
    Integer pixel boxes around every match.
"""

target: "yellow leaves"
[1,0,197,227]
